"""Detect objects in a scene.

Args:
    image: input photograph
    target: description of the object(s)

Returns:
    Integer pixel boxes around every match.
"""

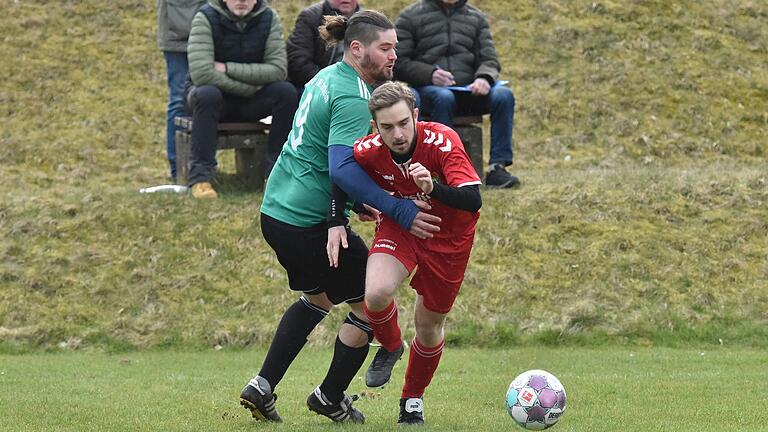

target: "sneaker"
[484,165,520,188]
[190,181,218,199]
[366,341,405,387]
[306,385,365,423]
[398,397,425,425]
[239,376,282,422]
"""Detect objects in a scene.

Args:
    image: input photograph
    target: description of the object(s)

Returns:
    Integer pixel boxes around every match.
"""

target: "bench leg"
[175,131,191,185]
[235,147,264,190]
[454,125,484,177]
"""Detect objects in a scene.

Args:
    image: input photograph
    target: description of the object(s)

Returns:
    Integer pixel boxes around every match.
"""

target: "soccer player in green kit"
[239,10,441,423]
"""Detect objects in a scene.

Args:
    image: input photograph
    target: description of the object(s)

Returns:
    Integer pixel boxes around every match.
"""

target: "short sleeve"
[438,128,482,187]
[329,95,372,147]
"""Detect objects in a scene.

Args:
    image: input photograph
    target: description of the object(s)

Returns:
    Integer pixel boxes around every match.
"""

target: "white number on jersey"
[289,92,313,151]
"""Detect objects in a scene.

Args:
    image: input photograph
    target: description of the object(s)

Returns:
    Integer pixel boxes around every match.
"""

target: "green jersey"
[261,61,373,227]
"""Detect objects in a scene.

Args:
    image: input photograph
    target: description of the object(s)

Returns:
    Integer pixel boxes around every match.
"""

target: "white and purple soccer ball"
[505,369,567,430]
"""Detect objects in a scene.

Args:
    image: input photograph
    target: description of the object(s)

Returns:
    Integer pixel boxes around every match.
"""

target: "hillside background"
[0,0,766,351]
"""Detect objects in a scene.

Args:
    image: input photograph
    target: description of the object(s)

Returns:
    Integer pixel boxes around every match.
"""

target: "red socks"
[363,300,402,352]
[402,337,444,398]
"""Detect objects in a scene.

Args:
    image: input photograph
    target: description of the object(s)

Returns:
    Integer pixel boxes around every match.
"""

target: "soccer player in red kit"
[332,81,482,425]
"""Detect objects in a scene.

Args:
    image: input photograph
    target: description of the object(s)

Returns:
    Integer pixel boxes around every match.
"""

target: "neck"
[390,148,413,164]
[344,54,378,86]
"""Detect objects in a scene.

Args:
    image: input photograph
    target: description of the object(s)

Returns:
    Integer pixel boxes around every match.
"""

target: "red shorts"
[369,219,474,314]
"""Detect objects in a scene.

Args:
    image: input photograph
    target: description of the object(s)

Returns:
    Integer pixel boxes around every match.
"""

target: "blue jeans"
[164,51,189,180]
[414,84,515,167]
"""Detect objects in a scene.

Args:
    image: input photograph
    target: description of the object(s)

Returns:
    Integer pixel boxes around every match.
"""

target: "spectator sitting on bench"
[184,0,297,199]
[393,0,519,188]
[286,0,361,93]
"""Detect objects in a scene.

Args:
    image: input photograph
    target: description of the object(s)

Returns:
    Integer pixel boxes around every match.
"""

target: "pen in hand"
[434,64,457,86]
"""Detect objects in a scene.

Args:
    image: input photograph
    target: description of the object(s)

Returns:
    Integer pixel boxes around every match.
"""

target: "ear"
[349,40,363,57]
[413,107,419,121]
[370,119,378,133]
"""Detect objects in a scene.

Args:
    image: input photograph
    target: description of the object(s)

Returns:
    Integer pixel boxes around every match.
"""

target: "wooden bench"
[174,116,269,190]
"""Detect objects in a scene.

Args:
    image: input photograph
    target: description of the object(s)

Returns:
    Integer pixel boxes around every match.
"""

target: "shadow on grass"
[211,172,264,199]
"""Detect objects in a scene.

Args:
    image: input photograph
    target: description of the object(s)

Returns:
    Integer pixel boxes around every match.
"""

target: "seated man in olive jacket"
[394,0,519,188]
[185,0,297,198]
[286,0,360,91]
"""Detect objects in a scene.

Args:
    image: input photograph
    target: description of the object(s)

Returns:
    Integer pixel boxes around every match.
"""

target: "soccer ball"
[505,369,567,430]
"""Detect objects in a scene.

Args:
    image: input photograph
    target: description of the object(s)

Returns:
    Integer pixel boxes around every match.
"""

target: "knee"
[414,320,443,343]
[365,281,396,310]
[426,87,455,106]
[192,85,223,110]
[491,87,515,109]
[270,80,298,106]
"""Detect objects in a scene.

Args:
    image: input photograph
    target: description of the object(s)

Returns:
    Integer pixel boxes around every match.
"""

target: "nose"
[389,50,397,61]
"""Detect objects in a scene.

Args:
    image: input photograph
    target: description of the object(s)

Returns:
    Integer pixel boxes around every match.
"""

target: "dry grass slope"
[0,0,766,351]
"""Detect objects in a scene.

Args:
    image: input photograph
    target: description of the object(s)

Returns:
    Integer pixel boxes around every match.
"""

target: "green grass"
[2,347,767,431]
[0,0,766,350]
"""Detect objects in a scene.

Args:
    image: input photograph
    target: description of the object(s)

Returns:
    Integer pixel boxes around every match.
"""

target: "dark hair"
[368,81,417,119]
[318,10,393,48]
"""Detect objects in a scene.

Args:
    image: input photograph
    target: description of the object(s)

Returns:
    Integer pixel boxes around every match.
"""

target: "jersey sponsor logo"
[394,191,431,204]
[424,129,452,152]
[315,78,329,102]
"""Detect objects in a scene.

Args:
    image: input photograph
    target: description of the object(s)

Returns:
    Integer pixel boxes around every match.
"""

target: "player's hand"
[468,77,491,95]
[409,200,441,239]
[357,204,382,223]
[432,68,456,87]
[408,162,433,194]
[327,226,348,268]
[214,61,227,73]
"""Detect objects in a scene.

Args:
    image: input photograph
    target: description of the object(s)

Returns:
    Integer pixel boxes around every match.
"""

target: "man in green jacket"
[157,0,206,181]
[185,0,297,198]
[394,0,520,188]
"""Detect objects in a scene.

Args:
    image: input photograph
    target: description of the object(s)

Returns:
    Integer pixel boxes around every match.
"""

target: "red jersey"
[353,121,481,248]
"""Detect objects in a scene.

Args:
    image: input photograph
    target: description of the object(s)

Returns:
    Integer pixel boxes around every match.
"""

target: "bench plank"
[174,116,269,189]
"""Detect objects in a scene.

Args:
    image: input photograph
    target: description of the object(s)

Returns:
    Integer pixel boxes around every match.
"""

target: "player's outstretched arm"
[329,145,441,238]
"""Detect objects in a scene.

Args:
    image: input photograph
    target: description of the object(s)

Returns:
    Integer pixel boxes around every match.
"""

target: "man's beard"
[361,53,392,84]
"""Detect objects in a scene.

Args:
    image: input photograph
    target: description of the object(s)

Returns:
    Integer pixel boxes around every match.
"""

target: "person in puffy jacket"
[394,0,520,188]
[184,0,297,198]
[286,0,361,91]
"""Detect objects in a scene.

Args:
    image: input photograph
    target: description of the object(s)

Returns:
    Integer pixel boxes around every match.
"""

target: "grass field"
[2,347,768,431]
[1,1,766,430]
[1,0,767,348]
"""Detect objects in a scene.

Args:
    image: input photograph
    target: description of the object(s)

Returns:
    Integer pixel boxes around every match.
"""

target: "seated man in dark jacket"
[185,0,297,198]
[286,0,360,91]
[394,0,519,188]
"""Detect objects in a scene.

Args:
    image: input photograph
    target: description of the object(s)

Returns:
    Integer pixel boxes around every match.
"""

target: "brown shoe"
[190,182,218,199]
